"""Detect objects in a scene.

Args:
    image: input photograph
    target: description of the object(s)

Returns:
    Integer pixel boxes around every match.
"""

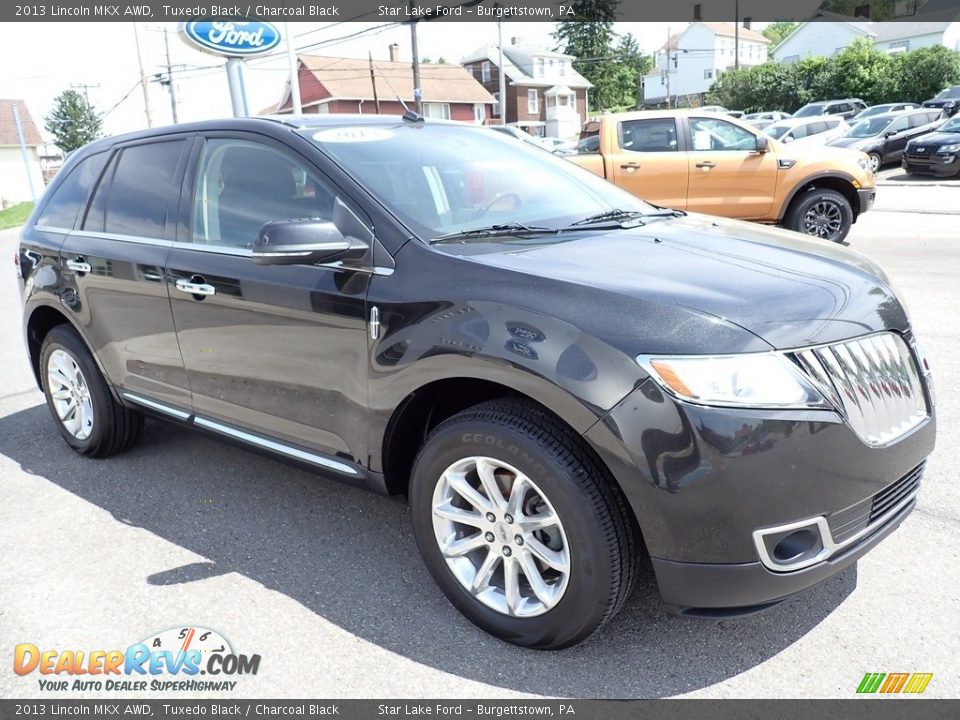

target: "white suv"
[764,117,850,147]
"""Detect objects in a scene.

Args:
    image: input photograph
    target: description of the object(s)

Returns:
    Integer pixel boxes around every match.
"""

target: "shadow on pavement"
[0,404,856,697]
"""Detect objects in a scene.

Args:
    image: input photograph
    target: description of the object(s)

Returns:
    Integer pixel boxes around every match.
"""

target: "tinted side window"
[103,141,184,239]
[790,124,808,140]
[808,121,827,135]
[908,113,931,129]
[35,152,108,230]
[619,119,678,152]
[191,138,339,249]
[823,120,840,130]
[888,118,910,133]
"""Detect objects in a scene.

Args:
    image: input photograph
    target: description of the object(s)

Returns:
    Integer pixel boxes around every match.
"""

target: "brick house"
[268,49,495,123]
[461,41,592,139]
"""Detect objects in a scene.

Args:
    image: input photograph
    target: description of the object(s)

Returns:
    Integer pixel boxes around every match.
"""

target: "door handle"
[695,161,716,169]
[620,161,641,170]
[175,277,216,297]
[66,257,92,274]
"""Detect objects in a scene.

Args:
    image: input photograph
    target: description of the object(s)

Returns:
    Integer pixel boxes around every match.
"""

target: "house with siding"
[461,41,592,139]
[267,49,495,123]
[0,99,45,205]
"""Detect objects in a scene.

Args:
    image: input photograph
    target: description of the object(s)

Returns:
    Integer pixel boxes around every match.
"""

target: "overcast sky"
[0,21,759,141]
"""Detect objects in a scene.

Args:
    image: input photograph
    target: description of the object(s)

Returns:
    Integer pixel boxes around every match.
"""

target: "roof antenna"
[373,62,424,122]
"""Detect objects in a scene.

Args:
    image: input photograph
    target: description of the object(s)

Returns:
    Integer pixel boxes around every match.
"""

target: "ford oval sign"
[180,21,281,58]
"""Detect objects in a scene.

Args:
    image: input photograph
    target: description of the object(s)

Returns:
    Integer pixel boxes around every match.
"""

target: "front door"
[684,116,779,219]
[165,135,371,467]
[608,117,689,210]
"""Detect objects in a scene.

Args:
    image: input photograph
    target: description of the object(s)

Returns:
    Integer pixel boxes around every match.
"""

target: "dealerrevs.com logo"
[14,626,260,693]
[856,672,933,695]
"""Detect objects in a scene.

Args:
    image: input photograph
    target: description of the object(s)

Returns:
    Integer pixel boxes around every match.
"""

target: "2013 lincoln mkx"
[18,116,936,649]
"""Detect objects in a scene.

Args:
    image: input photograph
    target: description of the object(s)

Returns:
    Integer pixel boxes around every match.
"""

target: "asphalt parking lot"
[1,183,957,700]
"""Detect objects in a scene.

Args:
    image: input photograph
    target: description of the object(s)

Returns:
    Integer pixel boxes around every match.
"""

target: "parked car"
[18,115,932,649]
[742,111,790,130]
[793,99,866,120]
[569,110,875,243]
[700,105,744,118]
[828,108,945,171]
[922,85,960,117]
[764,117,850,148]
[489,124,552,150]
[902,113,960,177]
[853,102,920,120]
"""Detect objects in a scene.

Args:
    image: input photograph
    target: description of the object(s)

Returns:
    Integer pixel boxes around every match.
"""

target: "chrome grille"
[793,333,928,447]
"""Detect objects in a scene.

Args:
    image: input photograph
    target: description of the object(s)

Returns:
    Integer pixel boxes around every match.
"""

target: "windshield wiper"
[566,207,686,229]
[430,222,558,244]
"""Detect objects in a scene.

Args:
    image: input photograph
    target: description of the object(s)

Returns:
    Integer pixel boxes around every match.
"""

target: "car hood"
[924,99,958,107]
[907,131,960,149]
[828,136,875,150]
[460,214,907,351]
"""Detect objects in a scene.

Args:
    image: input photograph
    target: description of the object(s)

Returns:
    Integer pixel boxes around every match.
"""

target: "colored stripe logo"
[857,672,933,694]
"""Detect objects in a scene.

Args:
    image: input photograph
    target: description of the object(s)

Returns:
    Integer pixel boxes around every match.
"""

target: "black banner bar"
[3,0,960,23]
[0,700,958,720]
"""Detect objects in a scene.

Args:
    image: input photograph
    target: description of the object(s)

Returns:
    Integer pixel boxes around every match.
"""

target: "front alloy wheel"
[801,199,844,239]
[431,456,571,618]
[409,399,639,649]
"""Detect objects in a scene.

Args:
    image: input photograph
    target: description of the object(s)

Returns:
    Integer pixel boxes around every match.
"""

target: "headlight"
[636,353,828,409]
[938,143,960,153]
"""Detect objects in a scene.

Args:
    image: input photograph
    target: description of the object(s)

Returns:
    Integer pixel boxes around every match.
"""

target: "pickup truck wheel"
[408,399,639,649]
[40,325,143,458]
[786,188,853,243]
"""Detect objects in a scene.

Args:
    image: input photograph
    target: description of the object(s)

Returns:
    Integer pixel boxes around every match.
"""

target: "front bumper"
[857,187,876,213]
[902,153,960,177]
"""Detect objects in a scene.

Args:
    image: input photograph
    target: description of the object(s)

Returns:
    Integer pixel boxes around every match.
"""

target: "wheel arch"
[778,173,861,223]
[25,303,109,394]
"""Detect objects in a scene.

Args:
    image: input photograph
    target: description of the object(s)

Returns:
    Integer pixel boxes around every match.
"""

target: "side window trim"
[181,131,374,259]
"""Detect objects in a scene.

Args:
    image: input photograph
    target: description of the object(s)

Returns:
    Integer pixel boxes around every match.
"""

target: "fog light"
[773,529,818,562]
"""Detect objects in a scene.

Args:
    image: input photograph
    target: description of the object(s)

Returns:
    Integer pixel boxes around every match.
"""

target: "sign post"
[179,21,281,118]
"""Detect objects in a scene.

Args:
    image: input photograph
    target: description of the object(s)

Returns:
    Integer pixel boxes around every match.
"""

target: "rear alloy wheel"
[867,152,882,173]
[409,399,639,649]
[785,188,854,243]
[40,325,144,458]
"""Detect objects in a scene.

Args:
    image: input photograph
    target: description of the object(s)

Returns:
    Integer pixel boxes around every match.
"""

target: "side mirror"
[781,135,793,144]
[253,199,372,266]
[755,134,770,153]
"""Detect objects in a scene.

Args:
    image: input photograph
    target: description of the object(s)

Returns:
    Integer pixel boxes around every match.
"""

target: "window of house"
[190,138,340,249]
[888,40,910,54]
[527,89,538,114]
[704,69,713,79]
[493,92,501,117]
[559,61,566,77]
[537,58,545,77]
[481,61,491,83]
[36,151,109,230]
[474,103,486,124]
[423,102,452,119]
[783,54,799,63]
[88,140,185,239]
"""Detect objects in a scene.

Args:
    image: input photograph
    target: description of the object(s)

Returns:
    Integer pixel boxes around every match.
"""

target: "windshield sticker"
[313,127,395,143]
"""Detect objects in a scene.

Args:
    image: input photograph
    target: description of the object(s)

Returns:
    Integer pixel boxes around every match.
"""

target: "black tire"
[409,398,639,649]
[40,324,143,458]
[784,188,854,244]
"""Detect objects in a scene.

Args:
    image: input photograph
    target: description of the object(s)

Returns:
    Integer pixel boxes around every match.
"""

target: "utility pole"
[665,26,671,109]
[133,23,153,127]
[162,27,179,123]
[11,103,37,202]
[368,51,381,114]
[409,2,422,114]
[70,83,100,109]
[734,0,741,70]
[284,22,302,114]
[497,17,506,124]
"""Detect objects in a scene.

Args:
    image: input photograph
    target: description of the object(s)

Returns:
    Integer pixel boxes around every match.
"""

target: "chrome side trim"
[192,416,358,476]
[752,489,918,573]
[34,226,72,235]
[121,392,192,420]
[72,230,173,248]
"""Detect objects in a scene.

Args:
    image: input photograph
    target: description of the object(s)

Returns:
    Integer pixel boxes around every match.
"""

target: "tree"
[893,45,960,102]
[552,0,619,110]
[612,32,652,109]
[45,89,102,153]
[761,21,797,52]
[828,38,898,105]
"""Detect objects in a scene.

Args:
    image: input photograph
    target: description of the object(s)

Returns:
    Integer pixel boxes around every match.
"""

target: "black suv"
[18,117,935,649]
[792,98,867,120]
[922,85,960,116]
[828,108,945,171]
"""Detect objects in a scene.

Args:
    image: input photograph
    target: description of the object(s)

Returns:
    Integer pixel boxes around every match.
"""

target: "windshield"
[847,117,892,137]
[765,123,792,139]
[305,123,655,241]
[939,117,960,133]
[935,87,960,99]
[856,106,888,119]
[793,104,824,117]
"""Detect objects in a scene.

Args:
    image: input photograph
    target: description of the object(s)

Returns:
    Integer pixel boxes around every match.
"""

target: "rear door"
[880,116,911,159]
[684,115,778,218]
[608,117,688,209]
[164,132,371,469]
[60,136,192,411]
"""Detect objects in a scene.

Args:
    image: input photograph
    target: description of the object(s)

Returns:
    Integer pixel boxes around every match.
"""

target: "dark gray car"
[828,108,945,171]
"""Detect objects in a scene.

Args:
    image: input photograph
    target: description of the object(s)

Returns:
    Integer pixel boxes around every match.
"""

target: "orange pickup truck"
[568,110,877,243]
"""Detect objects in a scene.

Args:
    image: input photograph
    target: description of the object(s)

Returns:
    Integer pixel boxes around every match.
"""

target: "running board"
[121,391,360,477]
